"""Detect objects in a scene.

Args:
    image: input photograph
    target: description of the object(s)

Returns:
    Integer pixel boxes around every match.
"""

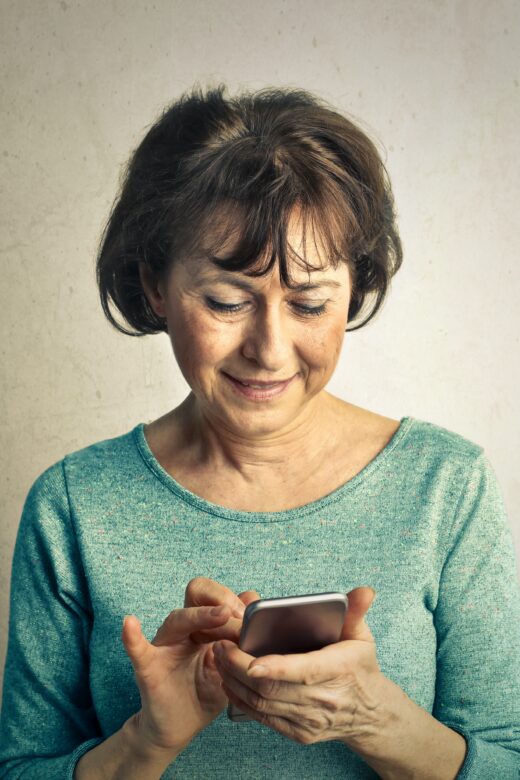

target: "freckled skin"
[167,277,349,440]
[138,210,352,470]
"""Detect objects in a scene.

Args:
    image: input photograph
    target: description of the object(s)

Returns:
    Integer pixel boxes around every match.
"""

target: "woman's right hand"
[121,576,260,758]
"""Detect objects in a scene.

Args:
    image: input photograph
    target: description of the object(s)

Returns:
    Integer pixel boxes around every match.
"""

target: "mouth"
[224,373,295,388]
[222,372,297,400]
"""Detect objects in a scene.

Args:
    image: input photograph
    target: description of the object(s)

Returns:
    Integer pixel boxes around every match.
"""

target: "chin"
[228,405,300,429]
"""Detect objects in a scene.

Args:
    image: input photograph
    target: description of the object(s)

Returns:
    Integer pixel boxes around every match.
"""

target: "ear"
[138,262,167,318]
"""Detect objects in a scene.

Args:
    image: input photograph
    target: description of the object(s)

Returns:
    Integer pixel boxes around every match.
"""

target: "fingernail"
[233,604,245,618]
[248,664,267,677]
[211,605,226,616]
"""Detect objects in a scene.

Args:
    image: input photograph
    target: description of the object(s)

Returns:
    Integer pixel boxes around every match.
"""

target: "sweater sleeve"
[432,452,520,779]
[0,461,105,778]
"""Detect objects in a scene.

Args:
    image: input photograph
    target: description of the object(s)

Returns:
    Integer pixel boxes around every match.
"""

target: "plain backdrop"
[1,0,519,692]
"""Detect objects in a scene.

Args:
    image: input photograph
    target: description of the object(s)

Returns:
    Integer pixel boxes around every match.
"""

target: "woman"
[0,84,519,779]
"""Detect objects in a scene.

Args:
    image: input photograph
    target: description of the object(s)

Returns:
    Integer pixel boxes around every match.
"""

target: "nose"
[240,303,294,371]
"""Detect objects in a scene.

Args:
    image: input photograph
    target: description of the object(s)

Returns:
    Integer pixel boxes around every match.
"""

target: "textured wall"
[1,0,519,690]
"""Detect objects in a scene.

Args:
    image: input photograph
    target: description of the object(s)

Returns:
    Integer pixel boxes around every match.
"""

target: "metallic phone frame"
[226,591,348,722]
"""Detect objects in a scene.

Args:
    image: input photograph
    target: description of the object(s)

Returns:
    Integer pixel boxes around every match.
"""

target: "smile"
[222,372,296,401]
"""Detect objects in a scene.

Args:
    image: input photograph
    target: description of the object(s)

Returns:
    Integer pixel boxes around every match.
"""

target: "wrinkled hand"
[122,576,260,756]
[213,587,386,749]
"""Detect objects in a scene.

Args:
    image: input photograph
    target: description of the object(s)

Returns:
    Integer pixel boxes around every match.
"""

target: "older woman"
[0,85,519,780]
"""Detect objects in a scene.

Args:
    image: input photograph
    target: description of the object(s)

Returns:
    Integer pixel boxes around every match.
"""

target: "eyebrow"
[201,272,343,293]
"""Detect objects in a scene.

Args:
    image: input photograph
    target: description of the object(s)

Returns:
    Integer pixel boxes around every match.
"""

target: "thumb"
[339,587,377,644]
[122,614,154,672]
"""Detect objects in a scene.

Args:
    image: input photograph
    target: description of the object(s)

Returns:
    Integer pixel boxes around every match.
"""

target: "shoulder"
[334,399,486,485]
[403,416,484,464]
[63,425,138,466]
[392,415,490,506]
[62,425,139,479]
[24,425,140,515]
[332,398,483,461]
[340,397,484,461]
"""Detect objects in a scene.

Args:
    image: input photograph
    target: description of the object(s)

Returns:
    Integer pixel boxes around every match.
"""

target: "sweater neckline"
[133,416,414,522]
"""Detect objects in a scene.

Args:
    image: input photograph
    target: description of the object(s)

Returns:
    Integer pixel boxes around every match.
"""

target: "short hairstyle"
[96,83,403,336]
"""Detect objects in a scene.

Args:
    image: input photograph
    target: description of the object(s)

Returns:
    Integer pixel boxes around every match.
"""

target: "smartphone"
[227,591,348,722]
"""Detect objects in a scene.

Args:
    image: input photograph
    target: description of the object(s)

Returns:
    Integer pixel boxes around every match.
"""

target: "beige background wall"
[1,0,519,689]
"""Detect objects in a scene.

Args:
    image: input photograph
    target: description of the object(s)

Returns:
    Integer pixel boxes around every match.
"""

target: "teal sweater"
[1,416,520,778]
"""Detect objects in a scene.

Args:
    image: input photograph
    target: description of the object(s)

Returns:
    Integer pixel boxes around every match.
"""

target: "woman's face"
[140,213,351,438]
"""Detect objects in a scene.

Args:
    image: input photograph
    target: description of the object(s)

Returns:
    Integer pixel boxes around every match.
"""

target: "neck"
[175,390,342,481]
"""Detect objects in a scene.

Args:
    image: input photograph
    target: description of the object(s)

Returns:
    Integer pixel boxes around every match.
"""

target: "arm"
[347,674,467,780]
[345,452,520,779]
[0,461,103,777]
[0,461,181,779]
[73,715,180,779]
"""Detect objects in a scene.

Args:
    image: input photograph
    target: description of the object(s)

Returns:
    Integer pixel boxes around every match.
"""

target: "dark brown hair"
[96,83,403,335]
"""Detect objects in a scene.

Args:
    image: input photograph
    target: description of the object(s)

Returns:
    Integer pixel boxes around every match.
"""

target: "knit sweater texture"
[1,416,519,778]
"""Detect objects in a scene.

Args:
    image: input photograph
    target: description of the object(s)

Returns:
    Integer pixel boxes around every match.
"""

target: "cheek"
[169,310,236,376]
[303,320,346,364]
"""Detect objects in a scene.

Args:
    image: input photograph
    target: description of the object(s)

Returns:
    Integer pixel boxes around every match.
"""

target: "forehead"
[187,252,349,291]
[185,205,350,287]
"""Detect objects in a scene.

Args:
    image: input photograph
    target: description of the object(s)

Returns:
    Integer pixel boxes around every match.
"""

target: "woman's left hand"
[213,586,388,749]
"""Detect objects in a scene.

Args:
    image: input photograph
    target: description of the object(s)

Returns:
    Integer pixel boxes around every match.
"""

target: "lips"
[225,373,294,387]
[222,371,296,401]
[233,379,284,388]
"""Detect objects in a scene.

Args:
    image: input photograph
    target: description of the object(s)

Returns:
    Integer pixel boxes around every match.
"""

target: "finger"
[221,679,300,740]
[189,613,244,644]
[237,590,261,607]
[185,576,247,618]
[151,605,234,647]
[220,674,301,724]
[339,587,377,643]
[214,641,308,709]
[199,591,261,645]
[244,640,350,685]
[214,635,317,685]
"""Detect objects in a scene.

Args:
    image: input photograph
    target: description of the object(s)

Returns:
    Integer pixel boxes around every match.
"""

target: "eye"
[296,303,327,317]
[205,298,243,313]
[205,298,327,317]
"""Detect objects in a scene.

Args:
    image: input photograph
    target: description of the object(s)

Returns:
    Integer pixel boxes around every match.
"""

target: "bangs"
[171,145,360,292]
